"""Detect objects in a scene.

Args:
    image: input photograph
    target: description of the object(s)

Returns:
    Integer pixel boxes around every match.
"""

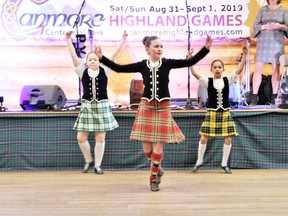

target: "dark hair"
[266,0,281,5]
[142,36,159,47]
[211,59,225,70]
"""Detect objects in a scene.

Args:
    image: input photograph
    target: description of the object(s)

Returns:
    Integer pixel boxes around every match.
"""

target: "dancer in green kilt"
[66,30,128,174]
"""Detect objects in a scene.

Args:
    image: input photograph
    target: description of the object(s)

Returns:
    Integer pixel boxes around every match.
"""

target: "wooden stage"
[0,170,287,216]
[0,108,288,215]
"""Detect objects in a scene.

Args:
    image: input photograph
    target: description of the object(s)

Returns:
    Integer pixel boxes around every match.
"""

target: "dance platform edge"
[1,107,288,172]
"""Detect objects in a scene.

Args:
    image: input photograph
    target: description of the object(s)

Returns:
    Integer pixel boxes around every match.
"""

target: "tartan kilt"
[199,110,239,137]
[73,99,119,132]
[130,99,185,144]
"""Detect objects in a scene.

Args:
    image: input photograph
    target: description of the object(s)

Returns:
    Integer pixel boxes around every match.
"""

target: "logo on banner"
[1,0,44,37]
[1,0,105,39]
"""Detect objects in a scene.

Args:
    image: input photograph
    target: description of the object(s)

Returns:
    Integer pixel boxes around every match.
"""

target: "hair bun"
[142,36,149,46]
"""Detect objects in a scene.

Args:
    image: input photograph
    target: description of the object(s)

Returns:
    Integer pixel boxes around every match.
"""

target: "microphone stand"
[239,37,250,107]
[73,0,86,105]
[185,0,194,109]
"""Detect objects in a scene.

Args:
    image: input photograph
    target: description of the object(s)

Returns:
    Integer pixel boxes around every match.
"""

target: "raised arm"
[94,45,140,72]
[66,31,81,67]
[168,35,212,69]
[235,44,248,75]
[187,48,201,80]
[204,35,212,50]
[108,30,128,60]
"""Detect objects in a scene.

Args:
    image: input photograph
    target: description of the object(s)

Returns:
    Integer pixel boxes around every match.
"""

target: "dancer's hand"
[187,48,194,58]
[123,30,128,40]
[242,45,248,55]
[204,35,212,49]
[94,45,103,59]
[66,31,73,39]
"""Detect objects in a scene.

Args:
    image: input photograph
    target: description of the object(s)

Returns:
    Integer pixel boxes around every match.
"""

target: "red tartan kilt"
[130,99,185,144]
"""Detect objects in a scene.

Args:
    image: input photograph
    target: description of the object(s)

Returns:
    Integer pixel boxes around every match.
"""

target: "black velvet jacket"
[100,46,209,102]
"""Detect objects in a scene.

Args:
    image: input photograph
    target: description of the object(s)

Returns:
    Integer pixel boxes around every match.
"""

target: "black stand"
[238,37,251,108]
[185,0,195,110]
[73,0,86,106]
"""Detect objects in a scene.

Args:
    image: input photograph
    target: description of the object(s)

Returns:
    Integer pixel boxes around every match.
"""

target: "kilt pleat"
[130,99,185,144]
[73,99,119,132]
[199,110,239,137]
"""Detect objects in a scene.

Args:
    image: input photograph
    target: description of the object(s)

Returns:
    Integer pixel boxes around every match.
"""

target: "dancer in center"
[94,35,212,191]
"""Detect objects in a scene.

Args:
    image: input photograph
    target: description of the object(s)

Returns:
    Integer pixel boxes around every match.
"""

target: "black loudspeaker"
[20,85,67,111]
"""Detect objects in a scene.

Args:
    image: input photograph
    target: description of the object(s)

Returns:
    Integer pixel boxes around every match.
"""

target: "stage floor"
[1,170,288,216]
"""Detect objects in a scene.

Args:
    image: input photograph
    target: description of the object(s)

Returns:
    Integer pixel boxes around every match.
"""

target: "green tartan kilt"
[199,110,239,137]
[73,99,119,132]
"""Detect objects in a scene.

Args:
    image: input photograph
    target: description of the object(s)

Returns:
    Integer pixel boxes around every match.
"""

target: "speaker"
[197,81,241,108]
[20,85,67,111]
[129,79,144,104]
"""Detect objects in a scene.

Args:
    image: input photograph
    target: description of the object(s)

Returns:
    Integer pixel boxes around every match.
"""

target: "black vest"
[81,67,108,101]
[141,59,170,101]
[206,77,230,110]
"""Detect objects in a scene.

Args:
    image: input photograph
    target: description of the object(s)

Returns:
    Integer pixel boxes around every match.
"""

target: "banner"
[0,0,261,45]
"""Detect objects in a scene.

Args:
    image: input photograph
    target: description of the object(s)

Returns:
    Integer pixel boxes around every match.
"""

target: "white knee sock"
[196,141,207,166]
[78,141,93,163]
[221,143,232,167]
[94,142,105,167]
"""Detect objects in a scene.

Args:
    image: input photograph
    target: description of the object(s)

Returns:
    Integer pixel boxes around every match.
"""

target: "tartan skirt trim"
[199,110,239,137]
[73,100,119,132]
[129,99,185,144]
